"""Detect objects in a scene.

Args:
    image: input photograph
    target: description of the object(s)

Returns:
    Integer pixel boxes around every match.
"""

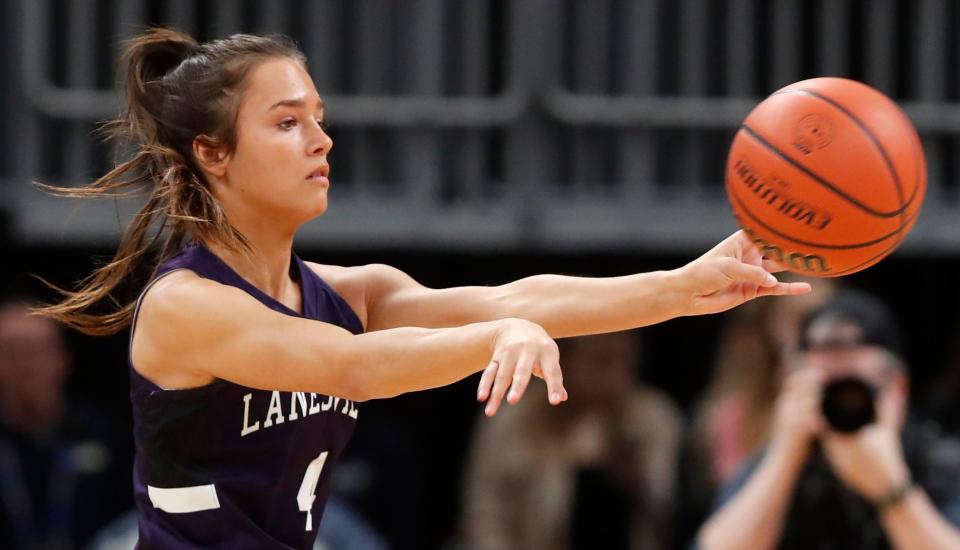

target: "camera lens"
[821,377,876,432]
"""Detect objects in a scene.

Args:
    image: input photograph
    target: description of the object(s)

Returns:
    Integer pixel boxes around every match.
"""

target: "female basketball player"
[36,29,809,549]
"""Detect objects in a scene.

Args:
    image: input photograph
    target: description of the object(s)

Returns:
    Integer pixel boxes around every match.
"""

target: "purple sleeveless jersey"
[129,244,364,549]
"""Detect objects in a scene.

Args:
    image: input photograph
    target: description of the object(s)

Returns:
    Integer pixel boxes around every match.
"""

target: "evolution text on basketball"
[733,159,833,231]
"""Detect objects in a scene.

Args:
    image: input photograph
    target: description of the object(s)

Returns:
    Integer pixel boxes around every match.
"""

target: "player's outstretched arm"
[131,270,565,413]
[347,230,811,338]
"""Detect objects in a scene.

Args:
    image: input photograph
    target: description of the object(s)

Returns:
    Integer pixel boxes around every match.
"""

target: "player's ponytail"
[33,28,306,335]
[122,27,198,144]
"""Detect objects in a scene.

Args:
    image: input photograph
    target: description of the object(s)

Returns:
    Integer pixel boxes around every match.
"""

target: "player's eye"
[278,118,297,130]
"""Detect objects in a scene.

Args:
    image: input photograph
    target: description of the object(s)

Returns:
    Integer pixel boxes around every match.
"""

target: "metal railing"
[4,0,960,253]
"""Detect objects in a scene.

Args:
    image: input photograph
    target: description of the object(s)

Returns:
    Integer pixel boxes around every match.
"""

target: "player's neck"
[207,225,299,308]
[203,191,306,308]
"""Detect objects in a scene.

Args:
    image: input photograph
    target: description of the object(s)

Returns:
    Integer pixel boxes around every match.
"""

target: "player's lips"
[306,165,330,186]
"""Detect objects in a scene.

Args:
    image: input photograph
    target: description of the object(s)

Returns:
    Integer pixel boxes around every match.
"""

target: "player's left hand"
[475,318,567,417]
[677,230,811,316]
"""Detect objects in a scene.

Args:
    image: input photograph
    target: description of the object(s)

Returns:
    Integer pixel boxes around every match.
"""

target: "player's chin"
[285,198,328,226]
[306,201,328,220]
[304,192,329,217]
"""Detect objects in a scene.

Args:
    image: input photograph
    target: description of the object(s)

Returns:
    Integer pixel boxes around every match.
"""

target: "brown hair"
[33,28,306,336]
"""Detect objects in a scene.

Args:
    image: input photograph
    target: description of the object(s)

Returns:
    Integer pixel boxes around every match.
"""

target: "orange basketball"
[725,77,926,277]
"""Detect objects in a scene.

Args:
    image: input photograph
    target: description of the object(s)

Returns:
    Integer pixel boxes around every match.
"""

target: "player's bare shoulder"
[304,262,413,328]
[136,269,227,327]
[132,270,246,388]
[304,261,366,301]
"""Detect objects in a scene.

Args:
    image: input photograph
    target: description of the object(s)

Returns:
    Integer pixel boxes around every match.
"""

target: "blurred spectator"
[0,299,129,549]
[682,276,837,530]
[461,331,682,550]
[697,290,960,549]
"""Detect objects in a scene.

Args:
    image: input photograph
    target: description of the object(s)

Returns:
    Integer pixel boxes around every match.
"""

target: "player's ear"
[193,135,229,180]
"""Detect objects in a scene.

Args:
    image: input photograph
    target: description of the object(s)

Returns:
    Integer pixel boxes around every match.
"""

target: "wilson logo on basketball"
[792,113,834,154]
[742,226,830,274]
[733,159,833,230]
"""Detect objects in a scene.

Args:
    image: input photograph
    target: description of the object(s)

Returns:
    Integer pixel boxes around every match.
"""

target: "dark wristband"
[873,479,915,512]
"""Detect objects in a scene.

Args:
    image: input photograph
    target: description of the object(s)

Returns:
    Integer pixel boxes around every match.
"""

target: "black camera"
[821,377,877,432]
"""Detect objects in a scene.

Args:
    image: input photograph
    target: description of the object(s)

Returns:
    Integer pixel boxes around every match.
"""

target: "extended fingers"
[526,343,566,405]
[540,344,567,405]
[477,359,499,402]
[485,345,519,416]
[757,281,813,297]
[482,341,566,415]
[506,350,535,405]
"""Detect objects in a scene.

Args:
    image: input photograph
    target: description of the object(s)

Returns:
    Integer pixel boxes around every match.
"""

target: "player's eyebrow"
[267,96,324,112]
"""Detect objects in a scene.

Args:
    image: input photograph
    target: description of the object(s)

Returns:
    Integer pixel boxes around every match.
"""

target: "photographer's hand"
[770,365,826,463]
[823,385,960,549]
[822,424,909,501]
[821,384,909,501]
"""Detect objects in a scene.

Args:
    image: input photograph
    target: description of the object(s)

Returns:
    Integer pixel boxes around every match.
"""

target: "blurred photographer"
[697,290,960,549]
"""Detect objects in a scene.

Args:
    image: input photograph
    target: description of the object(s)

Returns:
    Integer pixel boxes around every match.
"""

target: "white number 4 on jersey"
[297,452,329,531]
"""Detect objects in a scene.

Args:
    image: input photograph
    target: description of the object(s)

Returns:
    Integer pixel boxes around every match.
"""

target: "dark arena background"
[4,1,960,549]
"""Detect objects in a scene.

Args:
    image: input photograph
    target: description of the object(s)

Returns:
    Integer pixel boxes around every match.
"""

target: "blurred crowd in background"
[6,0,960,548]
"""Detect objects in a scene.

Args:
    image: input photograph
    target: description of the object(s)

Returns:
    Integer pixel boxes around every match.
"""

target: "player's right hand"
[476,318,567,417]
[679,230,812,317]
